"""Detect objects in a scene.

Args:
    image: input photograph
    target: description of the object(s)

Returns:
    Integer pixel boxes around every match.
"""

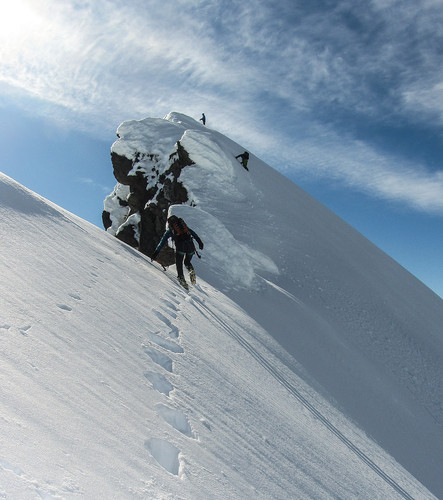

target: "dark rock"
[116,222,139,248]
[102,210,112,230]
[104,139,195,263]
[111,152,134,185]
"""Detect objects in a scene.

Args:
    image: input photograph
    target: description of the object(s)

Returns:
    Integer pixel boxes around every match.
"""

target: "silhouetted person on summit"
[199,113,206,125]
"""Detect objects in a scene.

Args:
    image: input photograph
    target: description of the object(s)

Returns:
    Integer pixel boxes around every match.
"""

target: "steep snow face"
[1,171,435,499]
[169,204,279,290]
[109,112,443,497]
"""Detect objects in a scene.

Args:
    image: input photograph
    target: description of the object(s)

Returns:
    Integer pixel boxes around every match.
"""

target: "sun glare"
[0,1,42,41]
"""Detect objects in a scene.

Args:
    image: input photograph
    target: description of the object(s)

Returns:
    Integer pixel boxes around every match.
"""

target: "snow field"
[0,175,431,498]
[1,106,442,499]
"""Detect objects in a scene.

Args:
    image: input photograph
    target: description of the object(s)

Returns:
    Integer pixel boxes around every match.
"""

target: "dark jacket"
[236,151,249,161]
[154,227,203,256]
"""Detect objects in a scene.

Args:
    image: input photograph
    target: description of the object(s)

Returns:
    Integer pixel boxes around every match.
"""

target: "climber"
[235,151,249,171]
[151,215,204,289]
[199,113,206,125]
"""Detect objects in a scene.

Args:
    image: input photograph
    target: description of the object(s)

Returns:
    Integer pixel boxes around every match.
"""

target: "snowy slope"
[0,174,432,500]
[0,172,436,500]
[1,109,442,499]
[109,112,443,498]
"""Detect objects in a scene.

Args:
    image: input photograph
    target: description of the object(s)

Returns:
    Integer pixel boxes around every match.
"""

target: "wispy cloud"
[276,130,443,215]
[78,177,112,193]
[1,0,443,214]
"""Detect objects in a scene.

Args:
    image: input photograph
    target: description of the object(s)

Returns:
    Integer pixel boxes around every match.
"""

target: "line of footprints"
[143,290,197,476]
[57,262,196,476]
[2,260,196,477]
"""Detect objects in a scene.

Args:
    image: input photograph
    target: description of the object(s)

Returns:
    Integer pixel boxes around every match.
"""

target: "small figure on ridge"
[235,151,249,171]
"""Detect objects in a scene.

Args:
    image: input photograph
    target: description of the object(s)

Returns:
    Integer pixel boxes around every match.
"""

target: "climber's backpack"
[168,216,191,241]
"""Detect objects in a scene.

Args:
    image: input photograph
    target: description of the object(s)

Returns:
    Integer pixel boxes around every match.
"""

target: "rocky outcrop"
[103,140,195,266]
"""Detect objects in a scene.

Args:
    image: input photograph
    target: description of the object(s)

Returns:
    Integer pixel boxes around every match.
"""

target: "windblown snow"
[1,112,442,499]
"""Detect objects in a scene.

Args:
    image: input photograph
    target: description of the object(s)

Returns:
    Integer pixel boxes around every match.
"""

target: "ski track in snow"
[141,287,196,476]
[189,293,417,500]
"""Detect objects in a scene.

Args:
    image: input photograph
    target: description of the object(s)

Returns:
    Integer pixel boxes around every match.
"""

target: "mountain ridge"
[103,112,443,496]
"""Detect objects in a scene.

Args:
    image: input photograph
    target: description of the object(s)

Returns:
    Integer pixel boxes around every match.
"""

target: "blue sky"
[1,0,442,298]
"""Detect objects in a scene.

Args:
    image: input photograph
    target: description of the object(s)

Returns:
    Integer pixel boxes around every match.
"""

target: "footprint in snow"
[19,325,32,335]
[68,293,82,301]
[57,304,72,311]
[144,332,183,353]
[161,298,179,311]
[153,310,180,338]
[200,418,211,430]
[143,346,173,372]
[165,291,180,305]
[154,309,173,325]
[156,404,195,438]
[145,438,181,476]
[89,271,99,283]
[144,371,174,396]
[0,325,32,336]
[160,307,177,320]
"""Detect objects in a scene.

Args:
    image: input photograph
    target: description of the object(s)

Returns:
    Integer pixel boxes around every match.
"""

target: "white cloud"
[274,131,443,214]
[2,0,443,216]
[2,0,441,125]
[403,83,443,125]
[78,177,112,193]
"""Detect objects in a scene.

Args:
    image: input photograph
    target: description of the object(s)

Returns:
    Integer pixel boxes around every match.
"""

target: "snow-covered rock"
[104,116,197,262]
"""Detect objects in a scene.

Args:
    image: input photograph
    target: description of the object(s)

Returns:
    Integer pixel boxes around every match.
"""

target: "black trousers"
[176,252,194,278]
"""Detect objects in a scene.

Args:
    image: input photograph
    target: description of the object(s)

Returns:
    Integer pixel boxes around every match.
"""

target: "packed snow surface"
[1,112,442,499]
